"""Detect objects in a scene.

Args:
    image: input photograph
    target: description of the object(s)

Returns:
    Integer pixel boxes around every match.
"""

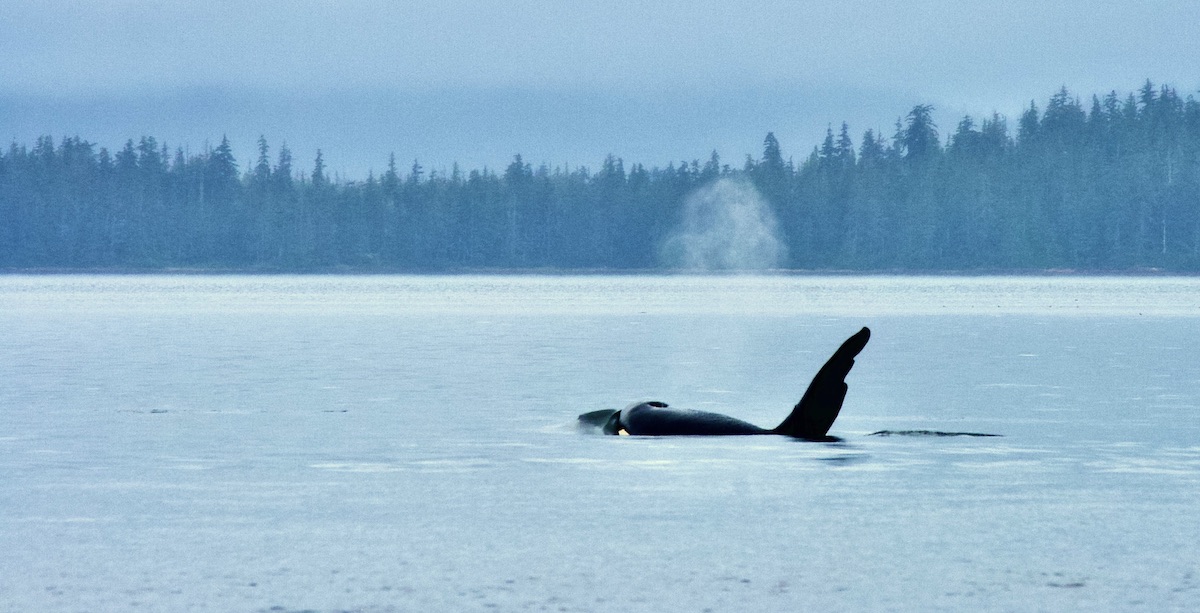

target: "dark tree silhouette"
[3,81,1200,272]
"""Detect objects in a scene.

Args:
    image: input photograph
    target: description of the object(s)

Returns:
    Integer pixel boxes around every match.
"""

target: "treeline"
[3,80,1200,271]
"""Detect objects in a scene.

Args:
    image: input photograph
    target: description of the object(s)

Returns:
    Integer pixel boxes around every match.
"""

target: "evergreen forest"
[4,81,1200,272]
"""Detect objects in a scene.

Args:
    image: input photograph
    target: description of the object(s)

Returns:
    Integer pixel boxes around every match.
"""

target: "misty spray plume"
[659,178,788,271]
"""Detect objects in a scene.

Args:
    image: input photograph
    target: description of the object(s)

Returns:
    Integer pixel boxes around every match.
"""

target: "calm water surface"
[2,275,1199,612]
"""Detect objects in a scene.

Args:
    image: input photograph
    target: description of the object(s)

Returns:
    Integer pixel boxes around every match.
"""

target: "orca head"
[608,401,669,435]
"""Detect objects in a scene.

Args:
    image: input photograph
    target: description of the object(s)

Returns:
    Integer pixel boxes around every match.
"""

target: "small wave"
[869,430,1002,437]
[309,462,405,473]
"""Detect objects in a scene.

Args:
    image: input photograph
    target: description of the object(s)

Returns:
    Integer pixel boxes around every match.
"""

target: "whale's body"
[579,327,871,441]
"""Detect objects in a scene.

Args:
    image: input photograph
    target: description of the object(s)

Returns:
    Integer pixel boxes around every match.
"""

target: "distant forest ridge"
[3,80,1200,271]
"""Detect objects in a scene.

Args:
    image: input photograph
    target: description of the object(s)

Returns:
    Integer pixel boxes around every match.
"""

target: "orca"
[579,327,870,441]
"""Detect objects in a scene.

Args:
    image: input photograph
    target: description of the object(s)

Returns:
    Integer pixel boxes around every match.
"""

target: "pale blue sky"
[3,0,1198,177]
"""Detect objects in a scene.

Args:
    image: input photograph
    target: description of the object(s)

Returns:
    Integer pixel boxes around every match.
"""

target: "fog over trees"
[3,81,1200,271]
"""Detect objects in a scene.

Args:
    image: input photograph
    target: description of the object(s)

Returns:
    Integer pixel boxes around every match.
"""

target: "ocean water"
[2,274,1199,612]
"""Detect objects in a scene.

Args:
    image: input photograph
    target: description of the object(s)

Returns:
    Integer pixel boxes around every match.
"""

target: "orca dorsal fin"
[774,327,870,440]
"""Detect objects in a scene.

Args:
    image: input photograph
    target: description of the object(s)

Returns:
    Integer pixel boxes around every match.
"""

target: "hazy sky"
[3,0,1198,177]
